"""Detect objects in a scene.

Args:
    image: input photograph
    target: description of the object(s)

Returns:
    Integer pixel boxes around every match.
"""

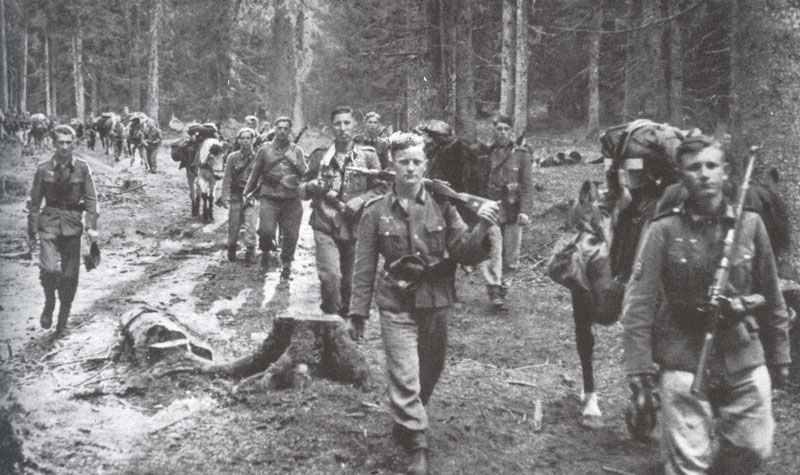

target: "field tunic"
[244,141,306,200]
[481,143,533,224]
[29,156,98,238]
[222,148,257,200]
[622,202,790,378]
[350,187,489,316]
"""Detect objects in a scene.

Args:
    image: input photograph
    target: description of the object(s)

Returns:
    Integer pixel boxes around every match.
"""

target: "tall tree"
[44,28,52,115]
[293,3,314,130]
[1,0,7,111]
[666,0,684,126]
[455,0,476,141]
[20,25,28,113]
[72,17,86,120]
[730,0,800,274]
[146,0,161,124]
[512,0,530,136]
[586,3,602,137]
[499,0,515,118]
[272,0,295,117]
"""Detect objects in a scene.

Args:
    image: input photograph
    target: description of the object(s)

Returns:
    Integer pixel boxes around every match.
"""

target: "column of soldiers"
[27,105,790,475]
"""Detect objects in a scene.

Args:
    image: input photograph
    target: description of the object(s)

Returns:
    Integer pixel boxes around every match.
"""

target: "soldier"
[143,120,162,173]
[299,105,384,316]
[348,132,499,475]
[243,116,306,278]
[359,111,391,169]
[111,117,125,162]
[476,115,533,308]
[418,120,482,198]
[27,125,98,336]
[622,136,790,474]
[222,127,259,265]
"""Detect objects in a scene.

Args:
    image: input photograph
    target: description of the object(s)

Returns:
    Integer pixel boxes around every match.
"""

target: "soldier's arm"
[349,202,380,318]
[442,199,491,266]
[751,214,791,367]
[299,148,325,200]
[361,148,389,198]
[294,145,308,176]
[518,148,534,217]
[221,153,235,202]
[242,150,264,197]
[621,221,666,376]
[82,164,99,232]
[27,167,44,238]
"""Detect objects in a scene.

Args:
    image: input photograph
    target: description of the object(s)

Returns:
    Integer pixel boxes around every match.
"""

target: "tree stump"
[204,313,370,389]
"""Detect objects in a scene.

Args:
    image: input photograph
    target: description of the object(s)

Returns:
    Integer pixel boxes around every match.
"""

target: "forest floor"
[1,133,799,475]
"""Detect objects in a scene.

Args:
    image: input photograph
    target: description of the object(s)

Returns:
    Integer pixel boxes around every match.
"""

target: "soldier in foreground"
[28,125,99,336]
[622,136,790,474]
[221,127,259,265]
[348,132,498,475]
[243,117,307,277]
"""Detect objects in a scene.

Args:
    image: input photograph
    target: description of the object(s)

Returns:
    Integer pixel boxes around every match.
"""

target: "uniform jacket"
[622,202,790,377]
[221,147,257,201]
[350,186,491,316]
[243,140,306,200]
[479,142,533,224]
[29,155,98,238]
[358,134,391,169]
[143,126,162,149]
[300,143,383,241]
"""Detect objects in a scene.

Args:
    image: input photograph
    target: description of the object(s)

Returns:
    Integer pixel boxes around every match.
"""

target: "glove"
[625,373,659,442]
[517,213,530,226]
[346,314,367,342]
[770,364,790,389]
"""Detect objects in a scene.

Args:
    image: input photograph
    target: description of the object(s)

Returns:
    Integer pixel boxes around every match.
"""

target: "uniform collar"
[674,199,735,224]
[51,155,75,169]
[388,185,427,209]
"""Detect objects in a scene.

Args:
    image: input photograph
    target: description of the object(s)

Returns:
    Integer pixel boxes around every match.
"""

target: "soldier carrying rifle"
[621,135,790,475]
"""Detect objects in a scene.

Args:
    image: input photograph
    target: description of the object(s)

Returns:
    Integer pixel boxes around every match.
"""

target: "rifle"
[690,145,760,396]
[294,125,308,144]
[345,166,494,214]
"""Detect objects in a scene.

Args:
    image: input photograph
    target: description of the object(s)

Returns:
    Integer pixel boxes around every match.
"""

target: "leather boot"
[260,252,271,271]
[280,262,292,280]
[55,278,77,335]
[39,272,58,329]
[488,285,504,307]
[244,246,256,266]
[191,199,199,217]
[407,448,429,475]
[227,244,237,262]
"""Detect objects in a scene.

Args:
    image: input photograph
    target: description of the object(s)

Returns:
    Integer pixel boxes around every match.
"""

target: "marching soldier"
[143,120,162,173]
[299,105,384,316]
[243,117,306,278]
[221,127,259,265]
[359,111,391,169]
[28,125,99,336]
[622,136,790,474]
[348,132,499,475]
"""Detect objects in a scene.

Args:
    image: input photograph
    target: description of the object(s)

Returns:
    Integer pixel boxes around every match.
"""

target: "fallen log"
[203,313,369,389]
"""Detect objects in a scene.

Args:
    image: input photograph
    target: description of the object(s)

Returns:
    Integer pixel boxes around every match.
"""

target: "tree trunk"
[293,4,312,130]
[90,72,98,116]
[455,0,476,141]
[666,0,684,126]
[44,30,52,116]
[586,4,601,138]
[1,0,8,111]
[404,0,436,129]
[512,0,530,137]
[443,0,457,126]
[499,0,515,118]
[72,19,86,121]
[127,3,141,111]
[730,0,800,276]
[50,35,57,116]
[621,0,638,120]
[272,0,296,117]
[20,26,28,113]
[146,0,162,124]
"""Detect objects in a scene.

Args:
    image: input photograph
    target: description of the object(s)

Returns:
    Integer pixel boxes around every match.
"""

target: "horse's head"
[569,180,612,245]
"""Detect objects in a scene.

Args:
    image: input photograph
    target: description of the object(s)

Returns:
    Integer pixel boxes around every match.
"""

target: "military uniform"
[111,120,125,161]
[143,124,162,172]
[222,147,259,262]
[359,133,391,169]
[350,186,491,450]
[478,142,533,302]
[623,202,790,474]
[300,143,383,315]
[28,155,98,333]
[243,140,306,273]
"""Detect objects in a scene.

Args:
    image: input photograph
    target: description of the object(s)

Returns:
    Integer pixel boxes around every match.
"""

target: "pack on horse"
[548,119,797,429]
[28,113,50,151]
[94,112,118,155]
[170,123,225,221]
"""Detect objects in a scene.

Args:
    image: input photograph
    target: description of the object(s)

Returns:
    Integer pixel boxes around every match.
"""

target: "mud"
[1,141,799,474]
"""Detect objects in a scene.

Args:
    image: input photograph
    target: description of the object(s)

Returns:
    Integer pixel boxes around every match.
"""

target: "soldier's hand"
[346,314,367,342]
[86,229,98,242]
[517,213,530,226]
[476,201,500,225]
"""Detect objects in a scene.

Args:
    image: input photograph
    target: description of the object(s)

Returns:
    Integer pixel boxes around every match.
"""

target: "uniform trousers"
[39,234,82,280]
[146,145,159,172]
[380,306,448,449]
[227,198,258,248]
[660,366,774,475]
[258,197,303,265]
[313,231,354,315]
[480,222,521,286]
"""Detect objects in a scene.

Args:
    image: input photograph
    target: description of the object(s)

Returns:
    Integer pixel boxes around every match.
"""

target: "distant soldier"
[222,128,259,264]
[243,116,307,278]
[27,125,99,336]
[111,117,125,162]
[299,105,384,316]
[143,120,162,173]
[476,115,533,308]
[359,111,391,169]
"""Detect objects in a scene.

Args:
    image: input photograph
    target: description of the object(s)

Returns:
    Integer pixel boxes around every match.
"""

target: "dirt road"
[2,140,798,474]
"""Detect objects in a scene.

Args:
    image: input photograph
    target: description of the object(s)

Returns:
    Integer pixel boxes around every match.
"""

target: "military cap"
[52,124,77,137]
[273,116,292,127]
[365,111,381,121]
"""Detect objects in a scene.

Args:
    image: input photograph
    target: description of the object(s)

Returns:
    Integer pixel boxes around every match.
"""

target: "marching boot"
[55,278,77,336]
[39,272,58,329]
[244,246,256,266]
[260,252,271,271]
[227,244,237,262]
[191,199,199,217]
[280,262,292,280]
[487,285,505,308]
[407,448,429,475]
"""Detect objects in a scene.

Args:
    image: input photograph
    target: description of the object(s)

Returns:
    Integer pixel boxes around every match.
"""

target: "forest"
[0,0,799,256]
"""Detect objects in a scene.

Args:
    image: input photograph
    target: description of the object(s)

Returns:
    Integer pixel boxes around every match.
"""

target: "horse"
[127,118,147,170]
[548,120,797,429]
[94,113,119,155]
[193,138,225,223]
